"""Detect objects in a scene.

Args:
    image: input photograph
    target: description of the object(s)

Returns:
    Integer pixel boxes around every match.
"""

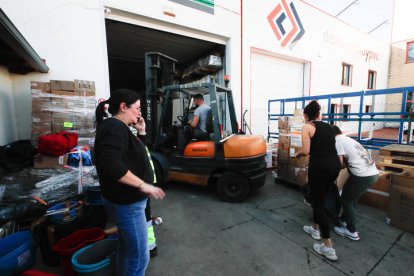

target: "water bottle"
[152,217,163,226]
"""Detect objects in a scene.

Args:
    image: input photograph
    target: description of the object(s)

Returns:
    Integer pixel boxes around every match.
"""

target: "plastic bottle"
[152,217,163,226]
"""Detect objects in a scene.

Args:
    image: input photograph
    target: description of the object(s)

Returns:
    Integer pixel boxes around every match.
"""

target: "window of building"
[406,41,414,63]
[341,63,352,86]
[328,103,338,125]
[365,105,372,113]
[342,104,351,119]
[367,70,376,90]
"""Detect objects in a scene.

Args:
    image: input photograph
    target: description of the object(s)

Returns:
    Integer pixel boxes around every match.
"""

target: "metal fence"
[268,86,414,150]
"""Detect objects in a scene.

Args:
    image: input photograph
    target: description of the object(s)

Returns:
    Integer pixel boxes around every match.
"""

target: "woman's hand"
[140,183,165,200]
[132,117,146,134]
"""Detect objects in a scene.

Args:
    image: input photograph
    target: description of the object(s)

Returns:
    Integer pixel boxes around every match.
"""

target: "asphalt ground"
[146,172,414,276]
[31,171,413,275]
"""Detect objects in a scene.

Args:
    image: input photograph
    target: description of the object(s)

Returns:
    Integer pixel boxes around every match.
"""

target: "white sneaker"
[313,242,338,261]
[338,219,347,227]
[334,226,360,241]
[303,225,321,240]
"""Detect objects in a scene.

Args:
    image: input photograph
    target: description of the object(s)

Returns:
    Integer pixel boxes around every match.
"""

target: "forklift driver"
[188,94,211,139]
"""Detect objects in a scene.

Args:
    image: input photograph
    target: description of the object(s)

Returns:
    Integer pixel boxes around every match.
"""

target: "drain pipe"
[240,0,243,124]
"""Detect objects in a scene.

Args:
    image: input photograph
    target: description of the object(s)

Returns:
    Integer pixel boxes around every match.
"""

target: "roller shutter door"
[250,52,305,137]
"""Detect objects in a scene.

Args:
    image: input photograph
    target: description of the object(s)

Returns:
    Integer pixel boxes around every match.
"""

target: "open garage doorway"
[105,19,226,95]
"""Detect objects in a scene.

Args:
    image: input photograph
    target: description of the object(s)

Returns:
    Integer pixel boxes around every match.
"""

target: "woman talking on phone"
[94,89,165,276]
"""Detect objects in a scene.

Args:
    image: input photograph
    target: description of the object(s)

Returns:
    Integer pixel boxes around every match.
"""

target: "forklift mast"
[144,52,177,147]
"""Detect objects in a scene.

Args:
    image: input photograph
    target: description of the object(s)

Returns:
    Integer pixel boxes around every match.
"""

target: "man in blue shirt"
[188,94,211,139]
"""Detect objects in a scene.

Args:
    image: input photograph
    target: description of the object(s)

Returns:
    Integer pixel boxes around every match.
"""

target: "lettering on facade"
[323,30,380,63]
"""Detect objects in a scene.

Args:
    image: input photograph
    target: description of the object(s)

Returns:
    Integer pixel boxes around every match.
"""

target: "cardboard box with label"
[31,81,51,93]
[50,80,75,92]
[33,153,68,169]
[387,174,414,233]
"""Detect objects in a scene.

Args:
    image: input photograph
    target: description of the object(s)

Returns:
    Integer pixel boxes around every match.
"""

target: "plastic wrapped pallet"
[31,80,97,146]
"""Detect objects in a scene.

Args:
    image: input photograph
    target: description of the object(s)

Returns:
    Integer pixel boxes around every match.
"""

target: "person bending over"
[332,125,379,241]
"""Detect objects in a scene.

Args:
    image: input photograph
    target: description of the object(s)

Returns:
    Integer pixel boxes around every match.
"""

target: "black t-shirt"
[309,121,338,160]
[94,118,153,204]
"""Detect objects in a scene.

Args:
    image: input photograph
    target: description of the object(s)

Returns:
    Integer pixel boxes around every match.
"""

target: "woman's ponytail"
[95,100,109,127]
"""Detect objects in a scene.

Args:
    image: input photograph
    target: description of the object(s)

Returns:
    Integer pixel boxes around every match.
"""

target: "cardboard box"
[289,146,309,167]
[278,134,290,150]
[278,117,288,130]
[294,167,308,186]
[50,80,75,92]
[387,174,414,233]
[359,171,392,211]
[33,154,67,169]
[31,81,50,93]
[32,97,51,113]
[277,149,289,164]
[290,134,302,147]
[76,91,96,97]
[51,90,75,96]
[74,80,95,93]
[32,112,52,124]
[293,109,303,116]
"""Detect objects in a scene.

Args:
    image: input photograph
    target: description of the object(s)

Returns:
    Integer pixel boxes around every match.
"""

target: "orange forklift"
[145,53,267,202]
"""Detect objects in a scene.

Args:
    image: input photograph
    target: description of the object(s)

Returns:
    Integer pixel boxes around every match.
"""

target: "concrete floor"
[146,172,414,276]
[32,171,414,275]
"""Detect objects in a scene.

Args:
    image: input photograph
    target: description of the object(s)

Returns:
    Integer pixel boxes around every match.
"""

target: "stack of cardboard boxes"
[276,110,308,185]
[31,80,96,168]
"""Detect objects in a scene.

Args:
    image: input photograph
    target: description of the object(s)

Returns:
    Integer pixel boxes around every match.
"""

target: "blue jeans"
[103,197,149,276]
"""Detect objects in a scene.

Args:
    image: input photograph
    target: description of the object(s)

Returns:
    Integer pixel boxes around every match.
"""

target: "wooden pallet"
[376,162,413,173]
[379,144,414,157]
[378,144,414,172]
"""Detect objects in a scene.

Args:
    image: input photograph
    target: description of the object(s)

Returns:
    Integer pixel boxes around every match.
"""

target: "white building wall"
[0,0,110,141]
[0,0,393,141]
[0,0,240,141]
[242,0,390,138]
[0,66,17,145]
[388,0,414,88]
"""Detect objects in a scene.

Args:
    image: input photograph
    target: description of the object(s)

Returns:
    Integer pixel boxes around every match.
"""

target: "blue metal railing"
[268,86,414,149]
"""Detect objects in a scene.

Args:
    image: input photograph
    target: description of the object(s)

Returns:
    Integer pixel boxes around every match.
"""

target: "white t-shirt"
[335,134,378,177]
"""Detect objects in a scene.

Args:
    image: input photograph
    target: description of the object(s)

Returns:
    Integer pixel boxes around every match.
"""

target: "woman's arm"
[338,155,347,169]
[118,170,165,199]
[295,123,314,158]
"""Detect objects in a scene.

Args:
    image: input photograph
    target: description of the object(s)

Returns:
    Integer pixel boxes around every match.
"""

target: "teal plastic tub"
[71,239,118,276]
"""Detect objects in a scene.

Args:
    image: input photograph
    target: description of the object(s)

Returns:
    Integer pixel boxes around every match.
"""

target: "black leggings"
[308,157,340,239]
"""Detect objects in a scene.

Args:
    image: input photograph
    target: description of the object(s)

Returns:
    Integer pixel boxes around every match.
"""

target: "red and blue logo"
[267,0,305,49]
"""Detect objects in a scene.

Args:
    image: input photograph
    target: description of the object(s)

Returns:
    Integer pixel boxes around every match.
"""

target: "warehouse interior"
[105,19,226,93]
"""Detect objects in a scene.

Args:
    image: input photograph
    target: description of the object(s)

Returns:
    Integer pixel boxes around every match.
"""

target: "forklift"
[146,53,267,202]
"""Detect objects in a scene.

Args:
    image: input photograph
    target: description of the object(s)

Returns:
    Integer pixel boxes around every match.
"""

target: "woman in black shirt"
[295,100,340,261]
[95,89,165,275]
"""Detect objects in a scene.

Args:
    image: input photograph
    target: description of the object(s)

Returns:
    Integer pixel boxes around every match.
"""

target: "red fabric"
[20,270,59,276]
[37,132,78,156]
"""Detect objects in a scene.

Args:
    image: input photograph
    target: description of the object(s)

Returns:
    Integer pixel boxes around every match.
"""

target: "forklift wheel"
[216,171,250,203]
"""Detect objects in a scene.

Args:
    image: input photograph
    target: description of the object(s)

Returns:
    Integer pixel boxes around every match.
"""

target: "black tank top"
[309,121,337,159]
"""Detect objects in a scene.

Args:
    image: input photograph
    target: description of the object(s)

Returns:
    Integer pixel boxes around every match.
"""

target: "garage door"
[250,52,305,138]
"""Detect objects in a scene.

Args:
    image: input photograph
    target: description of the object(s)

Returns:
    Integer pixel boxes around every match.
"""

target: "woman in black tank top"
[295,100,340,261]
